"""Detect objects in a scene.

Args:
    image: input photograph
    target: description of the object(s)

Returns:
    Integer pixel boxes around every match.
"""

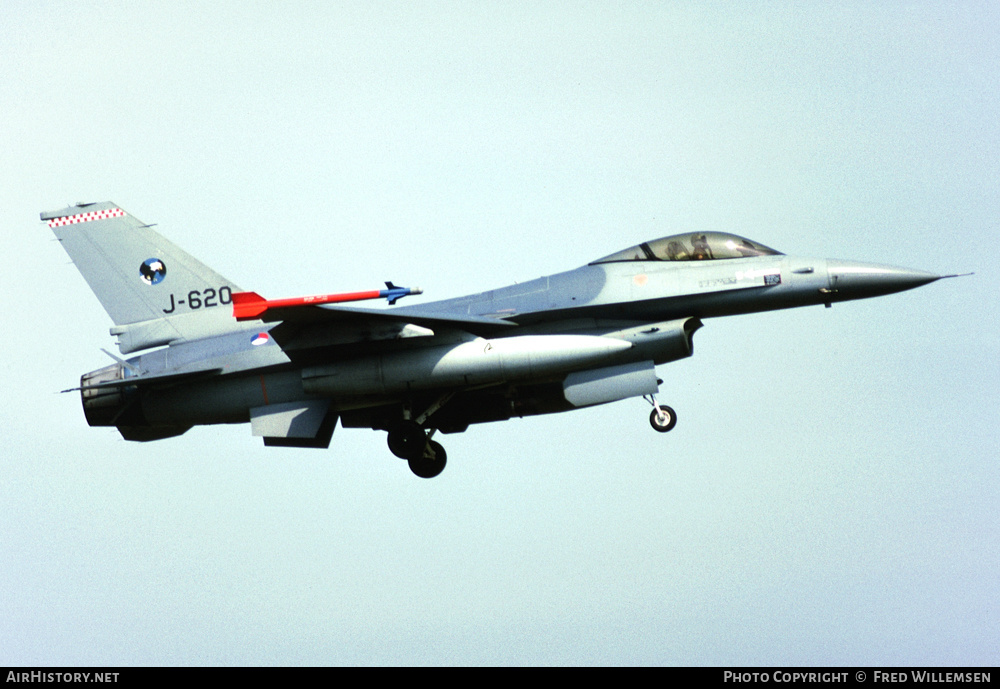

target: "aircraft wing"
[261,303,517,361]
[261,302,516,336]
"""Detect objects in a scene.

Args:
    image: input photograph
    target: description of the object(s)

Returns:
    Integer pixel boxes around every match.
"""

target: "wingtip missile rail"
[232,282,423,320]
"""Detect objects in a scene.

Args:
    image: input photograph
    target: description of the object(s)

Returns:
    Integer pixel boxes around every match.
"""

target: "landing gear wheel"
[649,406,677,433]
[387,421,427,459]
[408,440,447,479]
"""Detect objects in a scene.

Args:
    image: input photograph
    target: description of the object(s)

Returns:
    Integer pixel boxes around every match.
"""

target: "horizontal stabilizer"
[65,367,222,393]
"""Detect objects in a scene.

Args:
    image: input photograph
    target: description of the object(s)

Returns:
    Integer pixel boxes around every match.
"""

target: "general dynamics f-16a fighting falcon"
[45,202,953,478]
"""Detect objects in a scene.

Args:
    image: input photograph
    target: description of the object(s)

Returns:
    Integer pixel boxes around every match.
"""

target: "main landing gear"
[644,394,677,433]
[386,420,447,479]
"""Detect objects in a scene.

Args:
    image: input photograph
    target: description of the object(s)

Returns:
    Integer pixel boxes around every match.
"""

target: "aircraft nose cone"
[826,260,940,300]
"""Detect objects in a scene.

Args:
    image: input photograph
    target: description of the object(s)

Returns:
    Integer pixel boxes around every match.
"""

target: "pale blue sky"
[2,2,997,665]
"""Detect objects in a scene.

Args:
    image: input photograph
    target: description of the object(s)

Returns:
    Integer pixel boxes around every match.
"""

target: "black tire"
[387,421,426,459]
[649,406,677,433]
[408,440,447,479]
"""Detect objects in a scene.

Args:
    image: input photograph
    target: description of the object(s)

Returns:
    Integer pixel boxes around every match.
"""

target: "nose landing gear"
[644,395,677,433]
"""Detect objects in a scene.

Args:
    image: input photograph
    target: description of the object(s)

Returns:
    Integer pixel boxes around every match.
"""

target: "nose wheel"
[649,406,677,432]
[644,395,677,433]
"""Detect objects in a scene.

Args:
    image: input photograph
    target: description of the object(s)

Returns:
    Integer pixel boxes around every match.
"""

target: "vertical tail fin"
[44,202,244,352]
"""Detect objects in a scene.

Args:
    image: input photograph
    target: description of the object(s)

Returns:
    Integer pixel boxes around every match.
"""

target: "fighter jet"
[45,202,950,478]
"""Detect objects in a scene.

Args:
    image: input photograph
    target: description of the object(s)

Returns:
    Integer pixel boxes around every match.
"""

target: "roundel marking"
[251,332,270,346]
[139,258,167,285]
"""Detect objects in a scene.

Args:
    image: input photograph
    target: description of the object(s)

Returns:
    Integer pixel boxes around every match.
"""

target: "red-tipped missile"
[232,282,422,320]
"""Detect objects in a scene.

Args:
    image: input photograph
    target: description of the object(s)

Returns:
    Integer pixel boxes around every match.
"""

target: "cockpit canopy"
[591,232,783,265]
